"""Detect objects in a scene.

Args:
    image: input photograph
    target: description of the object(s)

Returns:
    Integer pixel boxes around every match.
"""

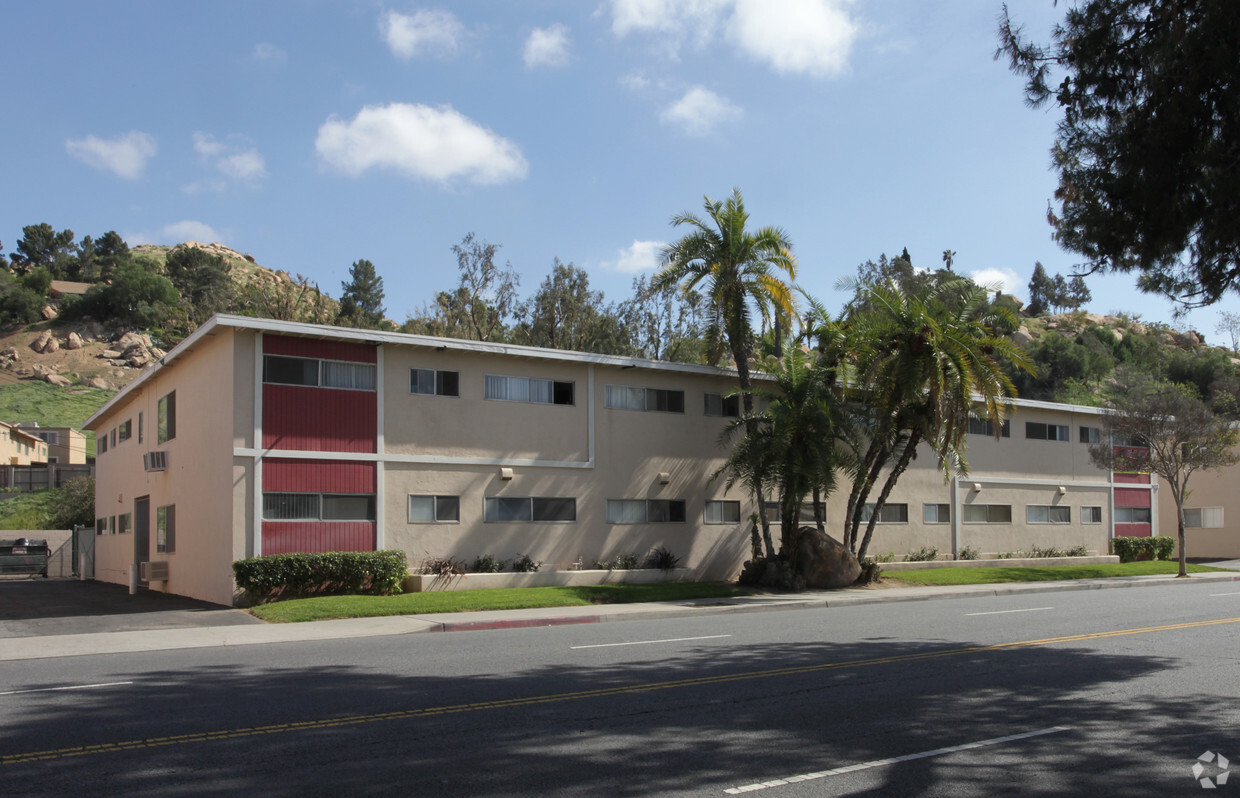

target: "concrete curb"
[3,572,1237,661]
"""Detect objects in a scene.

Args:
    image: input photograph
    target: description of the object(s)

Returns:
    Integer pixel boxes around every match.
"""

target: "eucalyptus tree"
[651,188,797,551]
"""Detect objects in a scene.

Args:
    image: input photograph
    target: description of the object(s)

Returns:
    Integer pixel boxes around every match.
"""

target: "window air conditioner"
[143,451,169,471]
[140,561,169,581]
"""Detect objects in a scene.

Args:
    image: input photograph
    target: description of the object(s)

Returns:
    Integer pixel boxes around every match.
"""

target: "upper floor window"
[118,420,131,443]
[704,393,740,417]
[605,385,684,413]
[607,499,687,524]
[1026,422,1069,442]
[1115,506,1152,524]
[410,368,459,397]
[158,391,176,444]
[1080,426,1102,444]
[968,417,1011,437]
[485,375,573,405]
[98,434,109,454]
[263,354,376,391]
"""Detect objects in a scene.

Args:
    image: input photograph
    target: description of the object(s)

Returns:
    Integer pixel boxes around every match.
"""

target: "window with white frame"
[968,417,1011,437]
[763,501,826,523]
[1080,426,1102,444]
[704,500,741,524]
[410,368,460,397]
[262,492,376,522]
[1026,422,1070,442]
[963,504,1013,524]
[408,495,460,523]
[704,393,740,417]
[1082,506,1103,524]
[485,375,574,405]
[1027,505,1071,524]
[1183,507,1224,528]
[484,497,576,522]
[607,499,687,523]
[860,503,909,523]
[605,385,685,413]
[1114,506,1152,523]
[263,354,376,391]
[923,503,950,524]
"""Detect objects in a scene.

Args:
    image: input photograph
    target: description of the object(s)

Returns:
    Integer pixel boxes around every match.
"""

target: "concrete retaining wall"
[405,567,693,593]
[881,555,1120,571]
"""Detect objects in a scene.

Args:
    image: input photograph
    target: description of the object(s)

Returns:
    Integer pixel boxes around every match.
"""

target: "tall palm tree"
[651,189,797,555]
[843,278,1030,561]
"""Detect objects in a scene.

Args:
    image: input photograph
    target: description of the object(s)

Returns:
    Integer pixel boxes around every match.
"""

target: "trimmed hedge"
[1111,536,1175,563]
[233,550,408,600]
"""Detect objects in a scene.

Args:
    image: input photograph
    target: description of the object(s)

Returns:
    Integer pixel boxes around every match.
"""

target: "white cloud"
[969,267,1021,295]
[660,86,741,136]
[193,132,225,158]
[64,131,157,180]
[382,9,464,59]
[606,240,666,273]
[523,24,571,69]
[218,150,267,180]
[618,71,651,90]
[608,0,858,76]
[727,0,856,77]
[129,221,224,246]
[252,42,287,65]
[315,102,528,185]
[188,132,267,190]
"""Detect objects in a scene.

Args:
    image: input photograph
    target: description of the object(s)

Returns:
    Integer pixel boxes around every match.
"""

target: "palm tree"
[842,277,1030,561]
[942,249,956,271]
[651,189,797,554]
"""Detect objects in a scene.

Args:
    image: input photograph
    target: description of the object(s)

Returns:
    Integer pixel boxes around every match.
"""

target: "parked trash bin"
[0,538,50,577]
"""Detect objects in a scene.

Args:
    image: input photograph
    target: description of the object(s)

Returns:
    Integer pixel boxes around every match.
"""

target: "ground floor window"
[923,503,950,524]
[262,492,376,522]
[763,501,826,523]
[963,504,1012,524]
[408,495,460,523]
[484,497,576,522]
[704,500,741,524]
[860,503,909,523]
[1027,505,1071,524]
[1082,506,1103,524]
[1183,507,1224,528]
[156,505,175,553]
[607,499,686,523]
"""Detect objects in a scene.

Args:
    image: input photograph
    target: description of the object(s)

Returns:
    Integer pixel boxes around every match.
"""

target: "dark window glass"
[552,381,574,405]
[322,494,376,521]
[435,495,460,521]
[532,497,576,521]
[264,355,319,386]
[157,391,176,444]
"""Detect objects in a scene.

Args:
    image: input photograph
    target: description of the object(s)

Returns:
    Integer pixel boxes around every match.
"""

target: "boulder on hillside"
[41,305,57,320]
[81,376,115,391]
[1,347,18,361]
[1010,326,1034,346]
[65,332,83,350]
[794,527,862,589]
[31,331,52,352]
[45,374,72,387]
[43,336,60,354]
[100,349,124,359]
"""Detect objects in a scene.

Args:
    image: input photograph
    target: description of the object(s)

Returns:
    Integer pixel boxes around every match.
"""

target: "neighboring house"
[48,280,92,298]
[0,422,49,465]
[82,314,1231,607]
[16,424,88,464]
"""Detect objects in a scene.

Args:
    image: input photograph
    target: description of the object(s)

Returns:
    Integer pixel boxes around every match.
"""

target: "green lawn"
[885,561,1227,586]
[0,490,59,530]
[0,382,111,457]
[248,582,751,623]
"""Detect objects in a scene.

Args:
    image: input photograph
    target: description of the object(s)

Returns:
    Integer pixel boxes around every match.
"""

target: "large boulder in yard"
[795,527,861,588]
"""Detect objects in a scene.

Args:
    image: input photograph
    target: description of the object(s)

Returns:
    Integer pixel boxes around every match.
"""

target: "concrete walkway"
[2,569,1237,662]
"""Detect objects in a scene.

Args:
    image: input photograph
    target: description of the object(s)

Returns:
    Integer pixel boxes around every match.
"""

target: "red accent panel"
[1115,487,1152,507]
[265,334,377,363]
[263,384,376,452]
[1115,523,1151,537]
[262,522,375,554]
[263,459,376,493]
[1114,472,1151,484]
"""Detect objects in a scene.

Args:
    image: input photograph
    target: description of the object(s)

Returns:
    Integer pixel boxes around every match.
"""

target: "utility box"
[0,538,50,577]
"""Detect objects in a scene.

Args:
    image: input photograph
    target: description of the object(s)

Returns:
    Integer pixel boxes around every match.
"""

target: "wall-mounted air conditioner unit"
[143,451,169,471]
[140,560,169,581]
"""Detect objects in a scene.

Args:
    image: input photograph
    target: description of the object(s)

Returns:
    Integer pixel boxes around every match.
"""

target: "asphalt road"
[2,581,1238,796]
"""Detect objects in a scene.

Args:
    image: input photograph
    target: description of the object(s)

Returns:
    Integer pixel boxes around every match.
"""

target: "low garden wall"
[405,567,694,593]
[881,555,1119,571]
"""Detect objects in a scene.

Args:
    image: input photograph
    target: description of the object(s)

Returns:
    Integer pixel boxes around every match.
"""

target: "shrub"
[1065,544,1089,557]
[856,560,883,585]
[596,552,640,571]
[905,546,939,562]
[232,550,407,601]
[1030,545,1066,558]
[469,554,507,573]
[1111,536,1175,563]
[49,476,95,529]
[738,556,804,591]
[645,546,680,571]
[956,546,980,561]
[511,553,540,573]
[873,552,896,563]
[420,556,466,577]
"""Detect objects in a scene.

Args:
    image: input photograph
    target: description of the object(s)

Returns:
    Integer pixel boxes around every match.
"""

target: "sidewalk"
[3,570,1237,662]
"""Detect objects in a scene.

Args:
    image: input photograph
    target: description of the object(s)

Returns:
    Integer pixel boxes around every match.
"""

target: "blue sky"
[3,1,1237,340]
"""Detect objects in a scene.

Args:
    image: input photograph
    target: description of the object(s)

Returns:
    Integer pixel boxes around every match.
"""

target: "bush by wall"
[1111,536,1175,563]
[233,550,408,600]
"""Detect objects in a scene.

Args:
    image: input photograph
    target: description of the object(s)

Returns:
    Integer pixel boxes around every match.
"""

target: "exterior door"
[134,496,150,585]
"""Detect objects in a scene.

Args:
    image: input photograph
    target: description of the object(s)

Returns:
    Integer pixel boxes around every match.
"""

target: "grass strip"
[885,561,1228,586]
[248,582,751,623]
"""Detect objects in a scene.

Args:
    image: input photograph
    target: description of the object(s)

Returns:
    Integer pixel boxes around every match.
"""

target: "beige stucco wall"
[90,328,240,605]
[1158,453,1240,559]
[0,426,48,465]
[40,428,87,464]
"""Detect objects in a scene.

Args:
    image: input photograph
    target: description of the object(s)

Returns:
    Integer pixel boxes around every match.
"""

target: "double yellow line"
[6,615,1239,766]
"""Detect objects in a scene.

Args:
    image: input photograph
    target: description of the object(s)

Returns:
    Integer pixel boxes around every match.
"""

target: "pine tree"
[337,259,387,329]
[1027,262,1054,316]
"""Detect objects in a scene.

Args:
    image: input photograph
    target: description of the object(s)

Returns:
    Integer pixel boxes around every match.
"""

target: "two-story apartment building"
[0,422,49,465]
[16,424,88,464]
[82,315,1227,607]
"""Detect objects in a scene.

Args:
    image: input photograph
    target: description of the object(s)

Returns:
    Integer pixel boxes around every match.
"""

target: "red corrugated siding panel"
[264,334,377,363]
[262,384,376,452]
[1115,487,1152,507]
[263,459,376,493]
[1114,472,1151,484]
[1114,523,1151,537]
[262,522,375,554]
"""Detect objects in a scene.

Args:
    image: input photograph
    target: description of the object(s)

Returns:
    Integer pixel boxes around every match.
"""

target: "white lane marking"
[1210,592,1240,597]
[571,634,732,650]
[0,681,134,697]
[723,726,1071,794]
[965,607,1055,617]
